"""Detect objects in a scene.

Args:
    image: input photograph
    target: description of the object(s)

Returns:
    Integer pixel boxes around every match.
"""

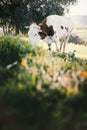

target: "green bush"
[69,35,87,46]
[0,36,32,67]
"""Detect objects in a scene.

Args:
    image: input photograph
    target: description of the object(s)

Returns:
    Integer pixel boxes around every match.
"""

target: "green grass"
[66,43,87,59]
[37,41,87,59]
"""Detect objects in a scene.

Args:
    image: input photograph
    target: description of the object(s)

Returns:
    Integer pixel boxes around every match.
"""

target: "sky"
[66,0,87,16]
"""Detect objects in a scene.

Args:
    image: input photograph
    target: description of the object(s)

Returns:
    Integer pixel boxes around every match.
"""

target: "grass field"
[68,27,87,59]
[37,41,87,59]
[72,27,87,41]
[66,43,87,59]
[21,37,87,59]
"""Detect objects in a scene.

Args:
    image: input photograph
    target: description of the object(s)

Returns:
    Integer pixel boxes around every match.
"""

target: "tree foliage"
[0,0,77,34]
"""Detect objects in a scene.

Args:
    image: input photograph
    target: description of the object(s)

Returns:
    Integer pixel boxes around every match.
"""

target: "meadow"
[66,27,87,58]
[0,30,87,130]
[23,27,87,59]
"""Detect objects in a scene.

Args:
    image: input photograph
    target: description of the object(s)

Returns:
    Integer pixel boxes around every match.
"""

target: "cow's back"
[46,15,73,32]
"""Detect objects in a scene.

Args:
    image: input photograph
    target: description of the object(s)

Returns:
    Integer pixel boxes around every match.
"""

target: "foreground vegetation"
[0,36,87,130]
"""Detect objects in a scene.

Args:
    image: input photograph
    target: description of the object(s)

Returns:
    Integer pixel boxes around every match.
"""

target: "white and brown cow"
[28,15,73,52]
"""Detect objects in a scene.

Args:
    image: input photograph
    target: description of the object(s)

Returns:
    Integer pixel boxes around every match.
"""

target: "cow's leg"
[63,35,70,52]
[55,39,61,52]
[53,34,60,51]
[48,43,51,50]
[63,42,66,52]
[60,39,64,52]
[60,42,63,52]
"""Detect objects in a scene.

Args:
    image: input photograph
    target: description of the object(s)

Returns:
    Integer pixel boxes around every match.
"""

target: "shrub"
[0,36,32,67]
[69,35,87,46]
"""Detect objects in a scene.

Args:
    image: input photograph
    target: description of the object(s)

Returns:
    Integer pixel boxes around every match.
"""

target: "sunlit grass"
[37,40,87,59]
[73,27,87,41]
[66,43,87,59]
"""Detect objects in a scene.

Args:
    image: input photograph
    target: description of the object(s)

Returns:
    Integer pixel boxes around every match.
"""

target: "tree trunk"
[15,24,19,35]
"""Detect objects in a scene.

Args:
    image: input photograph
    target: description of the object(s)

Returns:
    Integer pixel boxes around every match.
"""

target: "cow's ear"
[39,31,47,39]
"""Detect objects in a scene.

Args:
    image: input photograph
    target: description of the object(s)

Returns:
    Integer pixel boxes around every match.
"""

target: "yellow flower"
[21,61,27,67]
[29,55,32,60]
[43,53,48,58]
[34,49,37,53]
[40,48,44,53]
[49,66,54,73]
[17,83,24,90]
[66,88,73,96]
[32,73,37,86]
[32,67,38,86]
[81,71,87,78]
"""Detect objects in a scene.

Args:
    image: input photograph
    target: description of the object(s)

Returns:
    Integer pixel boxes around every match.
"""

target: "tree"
[0,0,29,34]
[0,0,77,35]
[26,0,77,23]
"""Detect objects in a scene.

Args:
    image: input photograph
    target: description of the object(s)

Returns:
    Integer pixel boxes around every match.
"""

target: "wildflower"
[49,66,54,73]
[32,67,38,86]
[32,73,37,86]
[34,49,37,53]
[17,83,24,90]
[29,55,32,60]
[21,60,27,67]
[81,71,87,78]
[40,48,44,53]
[66,87,73,96]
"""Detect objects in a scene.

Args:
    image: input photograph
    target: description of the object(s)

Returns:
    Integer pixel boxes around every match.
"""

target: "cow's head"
[28,23,47,45]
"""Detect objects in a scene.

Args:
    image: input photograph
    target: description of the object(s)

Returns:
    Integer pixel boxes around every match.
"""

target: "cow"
[28,15,73,52]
